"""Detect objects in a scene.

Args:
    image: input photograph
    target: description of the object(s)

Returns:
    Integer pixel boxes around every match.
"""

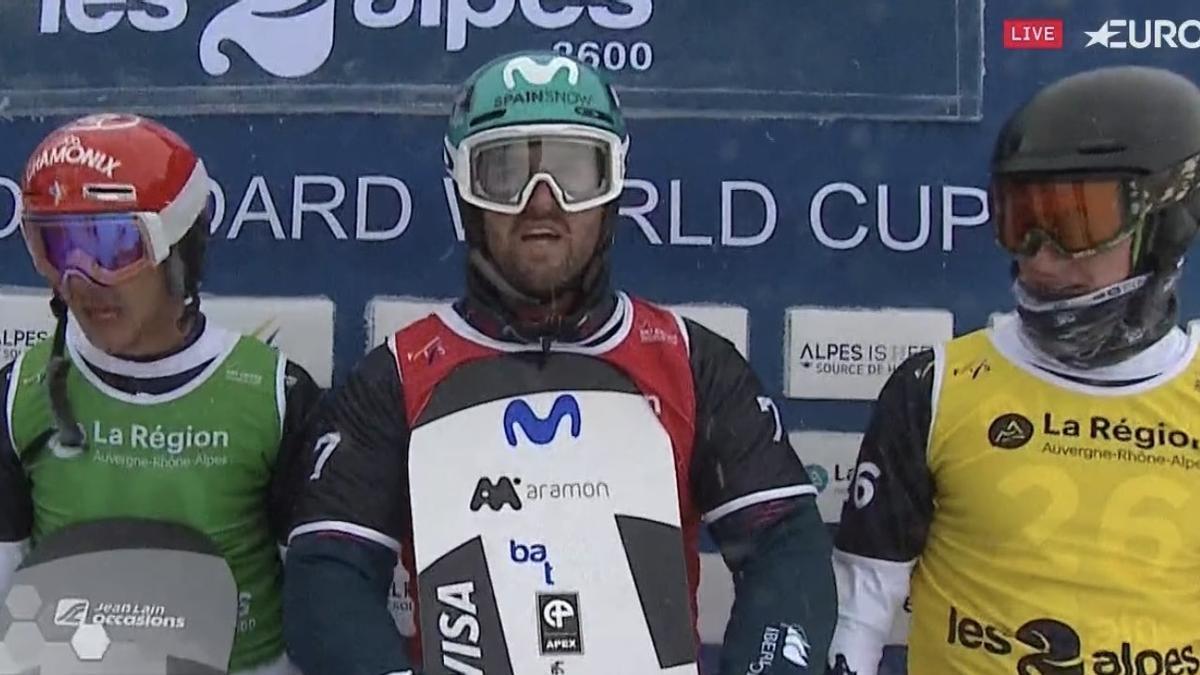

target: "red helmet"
[20,113,210,286]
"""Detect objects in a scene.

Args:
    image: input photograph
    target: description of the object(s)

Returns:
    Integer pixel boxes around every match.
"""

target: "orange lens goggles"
[993,177,1131,257]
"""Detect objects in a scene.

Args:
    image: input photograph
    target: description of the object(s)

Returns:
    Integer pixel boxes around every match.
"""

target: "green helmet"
[445,50,629,216]
[447,50,629,343]
[445,49,626,150]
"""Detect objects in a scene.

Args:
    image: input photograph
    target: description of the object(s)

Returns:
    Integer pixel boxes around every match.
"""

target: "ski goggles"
[992,175,1135,258]
[449,124,627,214]
[23,212,159,286]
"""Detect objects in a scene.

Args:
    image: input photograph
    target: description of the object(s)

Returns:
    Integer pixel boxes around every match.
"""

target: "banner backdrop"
[2,1,1198,672]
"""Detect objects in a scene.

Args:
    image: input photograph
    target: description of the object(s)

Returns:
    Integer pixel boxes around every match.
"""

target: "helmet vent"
[470,110,507,127]
[576,107,614,125]
[83,183,137,203]
[1077,138,1127,154]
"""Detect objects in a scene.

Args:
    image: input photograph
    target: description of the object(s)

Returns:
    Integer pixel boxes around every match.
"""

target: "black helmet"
[993,66,1200,175]
[992,65,1200,271]
[991,66,1200,368]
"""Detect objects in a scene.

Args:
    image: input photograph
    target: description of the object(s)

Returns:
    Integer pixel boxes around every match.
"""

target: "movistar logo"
[503,56,580,89]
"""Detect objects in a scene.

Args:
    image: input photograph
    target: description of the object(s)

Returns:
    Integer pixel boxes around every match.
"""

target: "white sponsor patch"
[784,306,953,400]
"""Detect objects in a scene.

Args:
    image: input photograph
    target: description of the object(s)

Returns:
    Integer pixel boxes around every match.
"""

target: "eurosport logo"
[1085,20,1200,49]
[1002,18,1200,50]
[37,0,655,78]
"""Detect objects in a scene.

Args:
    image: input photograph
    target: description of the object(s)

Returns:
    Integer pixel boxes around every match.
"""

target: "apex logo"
[537,593,583,655]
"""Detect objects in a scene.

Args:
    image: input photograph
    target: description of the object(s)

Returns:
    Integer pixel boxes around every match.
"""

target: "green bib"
[6,328,285,672]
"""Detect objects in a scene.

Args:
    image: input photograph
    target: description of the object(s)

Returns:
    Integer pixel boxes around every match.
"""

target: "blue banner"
[3,0,982,119]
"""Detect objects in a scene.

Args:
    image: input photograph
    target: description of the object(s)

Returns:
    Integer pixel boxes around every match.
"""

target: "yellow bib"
[908,326,1200,675]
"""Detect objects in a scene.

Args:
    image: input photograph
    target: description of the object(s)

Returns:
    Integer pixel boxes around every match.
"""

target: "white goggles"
[449,124,627,214]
